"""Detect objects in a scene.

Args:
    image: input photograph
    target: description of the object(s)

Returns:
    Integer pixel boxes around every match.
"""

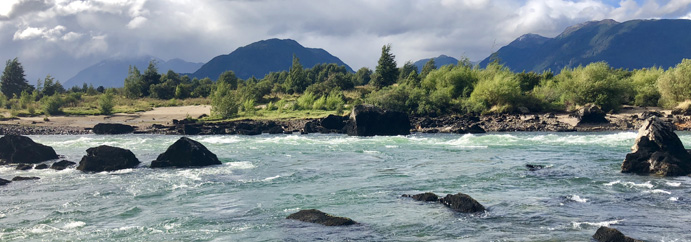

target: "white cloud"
[126,16,147,29]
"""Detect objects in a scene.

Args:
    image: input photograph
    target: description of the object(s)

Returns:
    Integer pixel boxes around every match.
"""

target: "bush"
[98,91,115,115]
[630,67,663,106]
[325,90,344,111]
[312,95,326,110]
[555,62,631,112]
[242,99,256,114]
[41,95,64,115]
[466,70,521,113]
[210,82,239,119]
[658,59,691,108]
[297,92,316,110]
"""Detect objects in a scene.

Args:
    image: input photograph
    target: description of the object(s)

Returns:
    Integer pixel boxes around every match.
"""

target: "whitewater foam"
[604,180,654,189]
[63,221,86,229]
[572,219,623,230]
[566,195,588,203]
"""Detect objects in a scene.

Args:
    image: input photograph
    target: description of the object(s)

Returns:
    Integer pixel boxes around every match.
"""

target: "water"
[1,132,690,241]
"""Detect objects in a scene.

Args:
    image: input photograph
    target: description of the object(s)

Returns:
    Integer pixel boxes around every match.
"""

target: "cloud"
[1,0,691,82]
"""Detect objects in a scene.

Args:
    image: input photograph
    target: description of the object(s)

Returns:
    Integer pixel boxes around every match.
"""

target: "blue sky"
[1,0,691,82]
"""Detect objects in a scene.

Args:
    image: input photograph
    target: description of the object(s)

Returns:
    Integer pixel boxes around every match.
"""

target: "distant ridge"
[65,57,203,88]
[479,19,691,72]
[191,38,353,80]
[413,55,459,71]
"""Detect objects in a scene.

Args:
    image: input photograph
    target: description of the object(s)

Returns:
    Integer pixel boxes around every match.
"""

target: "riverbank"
[1,105,690,135]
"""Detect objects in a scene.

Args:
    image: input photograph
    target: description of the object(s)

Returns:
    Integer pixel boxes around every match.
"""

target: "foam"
[665,182,681,187]
[604,180,654,189]
[63,221,86,229]
[199,136,242,144]
[566,195,588,203]
[645,189,672,195]
[572,219,623,230]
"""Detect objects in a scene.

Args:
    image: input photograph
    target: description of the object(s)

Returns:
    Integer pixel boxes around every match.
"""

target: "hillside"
[65,57,203,88]
[413,55,459,71]
[191,38,353,80]
[479,19,691,72]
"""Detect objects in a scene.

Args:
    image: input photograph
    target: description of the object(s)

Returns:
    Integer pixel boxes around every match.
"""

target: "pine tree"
[371,44,398,89]
[1,58,32,98]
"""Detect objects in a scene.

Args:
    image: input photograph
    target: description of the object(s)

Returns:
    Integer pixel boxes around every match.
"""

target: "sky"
[1,0,691,83]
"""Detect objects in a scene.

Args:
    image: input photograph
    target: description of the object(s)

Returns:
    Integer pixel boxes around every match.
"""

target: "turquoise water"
[1,132,690,241]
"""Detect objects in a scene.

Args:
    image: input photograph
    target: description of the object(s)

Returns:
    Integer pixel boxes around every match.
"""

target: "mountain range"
[65,57,203,88]
[413,55,459,71]
[479,19,691,72]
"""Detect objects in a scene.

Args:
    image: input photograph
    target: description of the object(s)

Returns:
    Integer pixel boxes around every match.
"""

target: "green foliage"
[398,61,418,81]
[312,95,326,110]
[658,59,691,108]
[371,44,398,89]
[218,71,239,89]
[98,90,115,115]
[41,75,64,96]
[296,91,316,110]
[420,58,436,79]
[242,99,256,114]
[355,67,373,85]
[422,64,478,99]
[124,66,143,98]
[630,67,663,106]
[1,58,32,98]
[41,95,64,115]
[466,69,522,113]
[284,55,308,94]
[325,90,345,111]
[19,90,31,109]
[211,82,240,119]
[554,62,631,111]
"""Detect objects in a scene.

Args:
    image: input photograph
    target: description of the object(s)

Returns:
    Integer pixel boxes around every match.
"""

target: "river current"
[1,132,690,241]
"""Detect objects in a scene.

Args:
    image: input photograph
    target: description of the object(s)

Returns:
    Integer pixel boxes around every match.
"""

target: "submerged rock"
[51,160,76,170]
[12,176,40,181]
[622,117,691,176]
[0,134,58,164]
[77,145,140,172]
[575,103,608,125]
[150,137,221,168]
[92,123,135,134]
[0,178,10,186]
[592,226,643,242]
[286,209,357,226]
[440,193,486,213]
[402,192,439,202]
[15,164,33,170]
[526,164,545,171]
[345,105,410,136]
[34,164,48,169]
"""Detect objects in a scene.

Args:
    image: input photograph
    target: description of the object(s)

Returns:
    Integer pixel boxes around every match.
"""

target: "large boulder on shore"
[622,117,691,176]
[592,226,643,242]
[575,103,608,125]
[77,145,140,172]
[345,105,410,136]
[150,137,221,168]
[0,134,58,164]
[286,209,357,226]
[92,123,135,134]
[440,193,486,213]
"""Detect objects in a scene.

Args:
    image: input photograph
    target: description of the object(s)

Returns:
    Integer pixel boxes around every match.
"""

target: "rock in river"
[345,105,410,136]
[592,226,643,242]
[51,160,77,170]
[286,209,357,226]
[575,103,608,125]
[77,145,140,172]
[150,137,221,168]
[0,134,58,164]
[402,192,439,202]
[440,193,486,213]
[92,123,135,134]
[622,117,691,176]
[12,176,40,181]
[0,178,10,186]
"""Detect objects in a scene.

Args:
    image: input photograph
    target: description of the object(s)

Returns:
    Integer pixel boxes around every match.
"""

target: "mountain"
[479,19,691,73]
[413,55,459,71]
[191,38,353,80]
[65,57,203,88]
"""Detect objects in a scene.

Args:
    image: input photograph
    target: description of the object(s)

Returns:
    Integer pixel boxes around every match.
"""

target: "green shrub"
[98,91,115,115]
[630,67,663,106]
[297,92,316,110]
[41,95,64,115]
[312,95,326,110]
[242,99,256,114]
[555,62,631,112]
[210,82,239,119]
[325,90,344,111]
[466,71,521,113]
[658,59,691,108]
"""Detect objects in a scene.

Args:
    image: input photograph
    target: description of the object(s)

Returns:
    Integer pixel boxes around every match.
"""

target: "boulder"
[12,176,40,181]
[526,164,545,171]
[51,160,77,170]
[345,105,410,136]
[286,209,357,226]
[34,164,48,169]
[592,226,643,242]
[15,164,33,170]
[439,193,485,213]
[0,134,58,164]
[320,115,347,130]
[575,103,608,124]
[0,178,10,186]
[77,145,140,172]
[622,117,691,176]
[403,192,439,202]
[92,123,135,134]
[150,137,221,168]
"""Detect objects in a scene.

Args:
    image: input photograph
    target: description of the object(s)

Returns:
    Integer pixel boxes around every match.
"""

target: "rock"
[15,164,33,170]
[77,145,140,172]
[12,176,40,181]
[0,134,59,164]
[321,115,347,130]
[0,178,10,186]
[51,160,76,170]
[345,105,411,136]
[286,209,357,226]
[403,192,439,202]
[465,123,486,134]
[592,226,643,242]
[526,164,545,171]
[150,137,221,168]
[622,117,691,176]
[439,193,486,213]
[92,123,135,134]
[34,164,48,169]
[575,103,608,124]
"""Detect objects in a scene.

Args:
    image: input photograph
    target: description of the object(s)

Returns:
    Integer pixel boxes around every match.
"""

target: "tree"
[398,61,418,81]
[141,60,161,97]
[42,75,64,96]
[124,66,143,98]
[217,70,239,89]
[420,58,437,79]
[355,67,373,85]
[98,89,115,115]
[283,55,308,93]
[211,81,240,119]
[1,58,32,98]
[371,44,398,89]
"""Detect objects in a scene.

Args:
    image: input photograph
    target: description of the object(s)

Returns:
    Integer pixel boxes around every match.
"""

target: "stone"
[51,160,77,170]
[77,145,140,172]
[286,209,357,226]
[0,134,58,164]
[439,193,486,213]
[92,123,135,134]
[575,103,609,124]
[12,176,40,181]
[34,164,48,169]
[526,164,545,171]
[0,178,10,186]
[321,115,347,130]
[15,164,33,170]
[150,137,221,168]
[403,192,439,202]
[622,117,691,176]
[345,105,410,136]
[592,226,643,242]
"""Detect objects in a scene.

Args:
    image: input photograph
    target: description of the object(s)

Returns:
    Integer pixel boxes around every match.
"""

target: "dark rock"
[465,123,486,134]
[12,176,40,181]
[403,192,439,202]
[150,137,221,168]
[526,164,545,171]
[34,164,48,169]
[178,124,202,135]
[575,103,609,124]
[92,123,135,134]
[0,178,10,186]
[302,121,318,134]
[51,160,76,170]
[622,117,691,176]
[439,193,486,213]
[15,164,33,170]
[286,209,357,226]
[321,115,347,130]
[592,226,643,242]
[77,145,140,172]
[345,105,410,136]
[0,134,58,164]
[237,128,261,135]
